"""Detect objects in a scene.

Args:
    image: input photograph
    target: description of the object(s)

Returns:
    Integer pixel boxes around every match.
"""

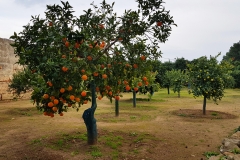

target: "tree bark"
[133,90,136,107]
[203,96,206,115]
[82,80,97,145]
[167,86,170,94]
[115,99,119,117]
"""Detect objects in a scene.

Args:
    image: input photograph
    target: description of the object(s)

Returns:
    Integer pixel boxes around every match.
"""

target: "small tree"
[166,69,187,98]
[188,54,233,115]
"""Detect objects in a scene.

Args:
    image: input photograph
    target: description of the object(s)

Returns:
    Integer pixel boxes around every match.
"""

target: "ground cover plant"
[0,88,240,160]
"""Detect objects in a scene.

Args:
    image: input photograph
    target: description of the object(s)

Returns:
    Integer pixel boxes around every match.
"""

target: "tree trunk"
[82,80,97,145]
[167,86,170,94]
[203,96,206,115]
[133,90,136,107]
[178,92,180,98]
[115,99,119,117]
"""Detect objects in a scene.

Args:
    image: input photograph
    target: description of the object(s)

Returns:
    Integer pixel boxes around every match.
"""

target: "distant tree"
[222,41,240,88]
[230,61,240,88]
[188,54,233,115]
[174,57,189,71]
[222,41,240,62]
[152,60,163,84]
[164,70,187,97]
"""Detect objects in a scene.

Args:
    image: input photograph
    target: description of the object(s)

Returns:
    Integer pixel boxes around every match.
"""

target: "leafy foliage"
[165,69,188,97]
[9,0,176,116]
[188,53,233,104]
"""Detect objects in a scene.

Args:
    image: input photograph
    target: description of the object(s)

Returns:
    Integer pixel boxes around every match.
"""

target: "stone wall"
[0,38,23,99]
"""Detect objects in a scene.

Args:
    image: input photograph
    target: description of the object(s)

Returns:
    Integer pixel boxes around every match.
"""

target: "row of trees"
[152,40,240,90]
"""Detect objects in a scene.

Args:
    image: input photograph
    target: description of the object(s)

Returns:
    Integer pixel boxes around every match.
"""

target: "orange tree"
[187,54,233,115]
[10,0,176,144]
[165,69,188,98]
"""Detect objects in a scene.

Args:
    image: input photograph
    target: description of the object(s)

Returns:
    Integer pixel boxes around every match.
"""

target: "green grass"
[211,112,218,116]
[90,146,102,158]
[203,151,219,158]
[232,148,240,154]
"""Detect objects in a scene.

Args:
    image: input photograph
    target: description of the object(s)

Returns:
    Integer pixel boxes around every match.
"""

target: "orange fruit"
[98,96,102,100]
[134,87,138,92]
[105,85,111,91]
[53,99,59,105]
[93,72,99,77]
[87,56,92,61]
[83,100,88,104]
[62,66,68,72]
[62,37,67,42]
[68,103,72,107]
[138,82,142,87]
[107,64,111,68]
[118,37,123,41]
[49,22,53,26]
[47,81,53,87]
[124,80,128,85]
[108,91,113,96]
[60,88,65,93]
[125,63,130,67]
[133,64,138,69]
[65,41,70,47]
[67,85,73,91]
[140,55,146,61]
[99,24,104,29]
[81,91,87,97]
[101,64,105,69]
[59,112,64,116]
[50,113,54,118]
[142,77,147,81]
[96,87,100,92]
[50,96,55,101]
[81,69,85,73]
[100,41,106,48]
[102,74,107,79]
[69,95,75,101]
[62,55,66,59]
[156,21,163,26]
[82,75,88,81]
[52,106,58,112]
[125,85,131,91]
[115,96,120,101]
[75,97,80,102]
[43,94,49,99]
[48,102,54,107]
[74,42,80,48]
[145,81,149,86]
[43,112,48,116]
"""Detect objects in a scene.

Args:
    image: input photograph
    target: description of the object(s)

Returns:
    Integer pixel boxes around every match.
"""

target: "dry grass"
[0,88,240,160]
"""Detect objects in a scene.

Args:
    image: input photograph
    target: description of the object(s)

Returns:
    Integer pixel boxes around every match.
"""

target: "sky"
[0,0,240,62]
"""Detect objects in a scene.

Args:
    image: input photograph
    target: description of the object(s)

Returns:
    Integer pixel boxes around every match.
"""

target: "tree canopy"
[9,0,176,144]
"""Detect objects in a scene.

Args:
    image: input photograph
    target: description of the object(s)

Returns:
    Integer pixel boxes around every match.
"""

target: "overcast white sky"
[0,0,240,62]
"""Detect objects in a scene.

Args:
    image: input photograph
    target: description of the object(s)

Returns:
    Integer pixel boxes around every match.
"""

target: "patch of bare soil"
[172,109,238,119]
